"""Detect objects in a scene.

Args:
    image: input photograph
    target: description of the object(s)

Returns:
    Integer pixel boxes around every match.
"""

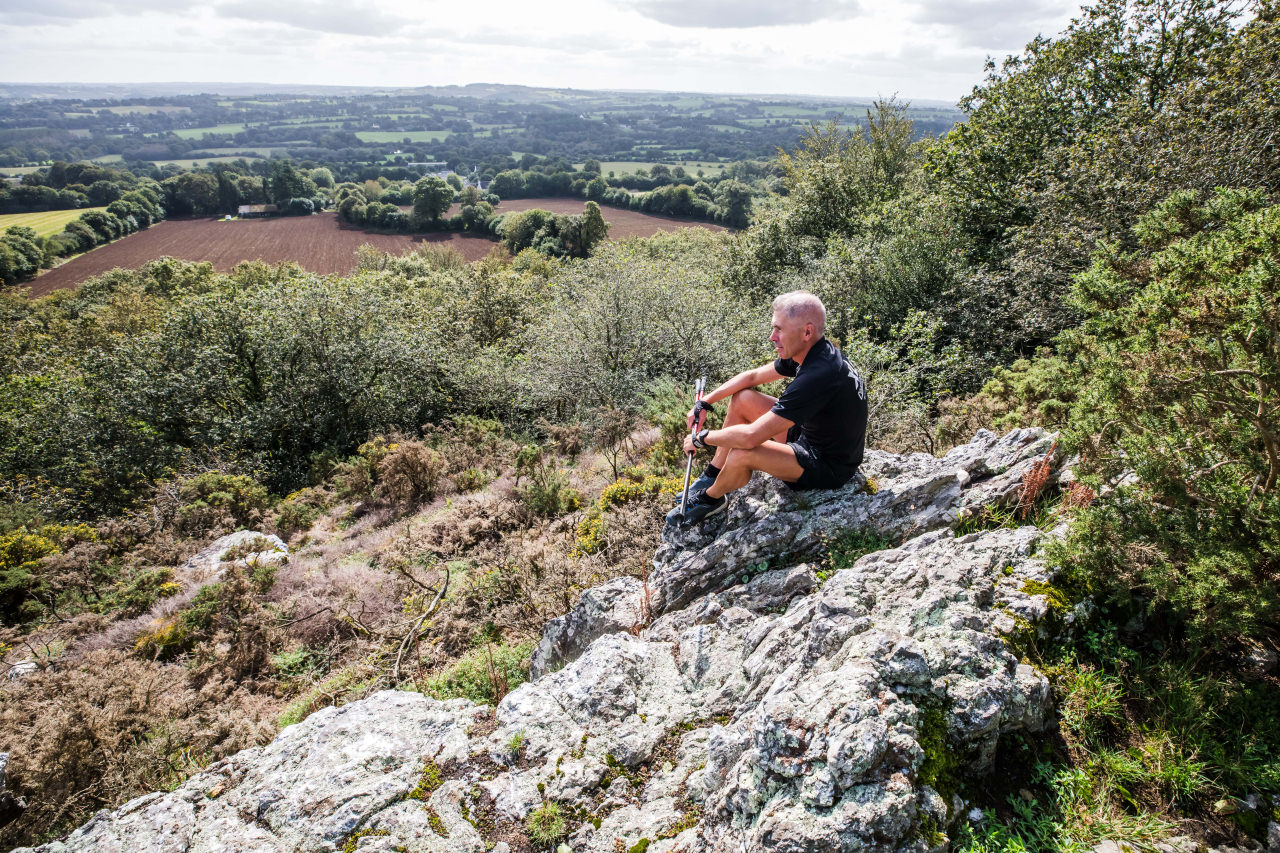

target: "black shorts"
[785,427,855,490]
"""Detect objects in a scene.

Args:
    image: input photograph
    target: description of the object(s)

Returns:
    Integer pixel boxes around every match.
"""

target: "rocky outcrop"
[24,429,1065,853]
[179,530,289,586]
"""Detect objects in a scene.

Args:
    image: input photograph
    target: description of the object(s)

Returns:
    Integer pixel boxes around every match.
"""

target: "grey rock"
[1268,820,1280,853]
[530,576,647,678]
[6,660,38,681]
[28,429,1067,853]
[651,427,1057,616]
[0,752,24,825]
[179,530,288,586]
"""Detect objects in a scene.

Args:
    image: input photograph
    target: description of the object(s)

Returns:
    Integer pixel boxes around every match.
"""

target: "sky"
[0,0,1083,103]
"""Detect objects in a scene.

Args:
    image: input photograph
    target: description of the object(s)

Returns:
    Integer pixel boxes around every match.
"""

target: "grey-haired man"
[668,291,868,526]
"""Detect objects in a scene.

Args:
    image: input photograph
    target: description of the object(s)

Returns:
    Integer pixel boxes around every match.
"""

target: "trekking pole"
[680,377,707,515]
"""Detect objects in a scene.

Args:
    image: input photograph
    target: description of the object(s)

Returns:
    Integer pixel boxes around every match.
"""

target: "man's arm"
[701,411,793,450]
[687,363,783,428]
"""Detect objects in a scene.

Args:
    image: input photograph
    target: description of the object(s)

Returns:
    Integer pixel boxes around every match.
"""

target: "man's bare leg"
[700,389,799,499]
[708,389,790,469]
[705,441,804,499]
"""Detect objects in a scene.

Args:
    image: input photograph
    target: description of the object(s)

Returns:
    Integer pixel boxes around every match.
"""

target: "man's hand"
[686,399,713,431]
[682,433,697,455]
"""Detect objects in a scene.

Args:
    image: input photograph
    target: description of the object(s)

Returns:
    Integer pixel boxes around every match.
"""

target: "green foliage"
[935,351,1078,449]
[270,647,323,681]
[514,446,582,518]
[495,202,609,259]
[107,567,181,617]
[572,470,680,557]
[956,760,1176,852]
[176,472,269,535]
[928,0,1244,355]
[730,101,919,295]
[840,310,981,453]
[642,377,725,475]
[274,487,328,537]
[1,263,463,512]
[0,527,61,623]
[407,759,443,801]
[339,828,390,853]
[524,231,761,420]
[411,176,453,225]
[818,528,894,581]
[916,704,961,807]
[0,523,97,624]
[420,640,533,705]
[526,801,567,846]
[277,662,373,728]
[1052,660,1124,743]
[1059,189,1280,647]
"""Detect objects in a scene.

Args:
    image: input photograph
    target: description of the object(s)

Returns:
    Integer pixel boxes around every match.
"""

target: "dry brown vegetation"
[0,415,669,848]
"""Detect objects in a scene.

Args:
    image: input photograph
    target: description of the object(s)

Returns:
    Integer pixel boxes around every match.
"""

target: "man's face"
[770,310,813,360]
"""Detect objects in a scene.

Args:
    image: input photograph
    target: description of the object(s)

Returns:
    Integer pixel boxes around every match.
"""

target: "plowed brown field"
[21,202,726,297]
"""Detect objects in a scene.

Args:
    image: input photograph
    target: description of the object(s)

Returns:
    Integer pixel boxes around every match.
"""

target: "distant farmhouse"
[237,204,278,217]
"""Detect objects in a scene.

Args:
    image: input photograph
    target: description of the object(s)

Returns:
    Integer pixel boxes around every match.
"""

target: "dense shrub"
[1054,189,1280,647]
[376,441,445,506]
[0,650,275,848]
[420,640,533,704]
[175,472,269,536]
[521,230,760,419]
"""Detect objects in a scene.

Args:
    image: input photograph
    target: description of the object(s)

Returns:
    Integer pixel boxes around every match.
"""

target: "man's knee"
[723,447,759,470]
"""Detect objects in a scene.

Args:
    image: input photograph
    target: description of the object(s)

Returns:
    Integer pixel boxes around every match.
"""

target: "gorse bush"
[1056,188,1280,648]
[175,472,269,536]
[376,441,444,506]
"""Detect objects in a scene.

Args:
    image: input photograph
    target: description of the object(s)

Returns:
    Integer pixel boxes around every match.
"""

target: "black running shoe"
[667,489,728,526]
[672,472,716,506]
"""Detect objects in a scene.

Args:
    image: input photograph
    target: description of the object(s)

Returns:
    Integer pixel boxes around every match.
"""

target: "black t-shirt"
[771,337,868,473]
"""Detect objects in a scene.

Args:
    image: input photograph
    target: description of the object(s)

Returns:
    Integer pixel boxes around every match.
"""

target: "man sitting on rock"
[668,290,868,526]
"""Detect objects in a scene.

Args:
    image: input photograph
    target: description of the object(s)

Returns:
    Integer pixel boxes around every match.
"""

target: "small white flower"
[968,807,985,823]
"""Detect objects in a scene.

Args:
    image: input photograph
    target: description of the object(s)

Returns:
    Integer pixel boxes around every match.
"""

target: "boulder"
[178,530,288,586]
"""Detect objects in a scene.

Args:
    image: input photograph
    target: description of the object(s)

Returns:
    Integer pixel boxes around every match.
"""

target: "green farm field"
[150,156,263,168]
[0,207,108,238]
[173,123,252,139]
[355,130,451,143]
[585,160,729,175]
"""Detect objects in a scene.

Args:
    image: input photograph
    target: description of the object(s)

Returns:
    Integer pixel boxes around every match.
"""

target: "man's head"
[769,291,826,362]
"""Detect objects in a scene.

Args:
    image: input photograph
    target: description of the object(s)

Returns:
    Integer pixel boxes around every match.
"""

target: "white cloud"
[624,0,860,28]
[0,0,1088,101]
[0,0,198,24]
[911,0,1078,49]
[214,0,414,36]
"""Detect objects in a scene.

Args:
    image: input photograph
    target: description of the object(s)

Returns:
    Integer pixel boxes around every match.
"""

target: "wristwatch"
[692,428,712,449]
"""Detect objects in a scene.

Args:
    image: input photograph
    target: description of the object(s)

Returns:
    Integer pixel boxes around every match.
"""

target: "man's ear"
[804,323,815,341]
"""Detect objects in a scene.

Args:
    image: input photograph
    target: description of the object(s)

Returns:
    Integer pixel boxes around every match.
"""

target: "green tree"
[713,179,753,228]
[584,176,607,202]
[412,176,453,226]
[268,161,315,204]
[578,202,609,257]
[309,167,335,189]
[929,0,1238,254]
[161,172,219,216]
